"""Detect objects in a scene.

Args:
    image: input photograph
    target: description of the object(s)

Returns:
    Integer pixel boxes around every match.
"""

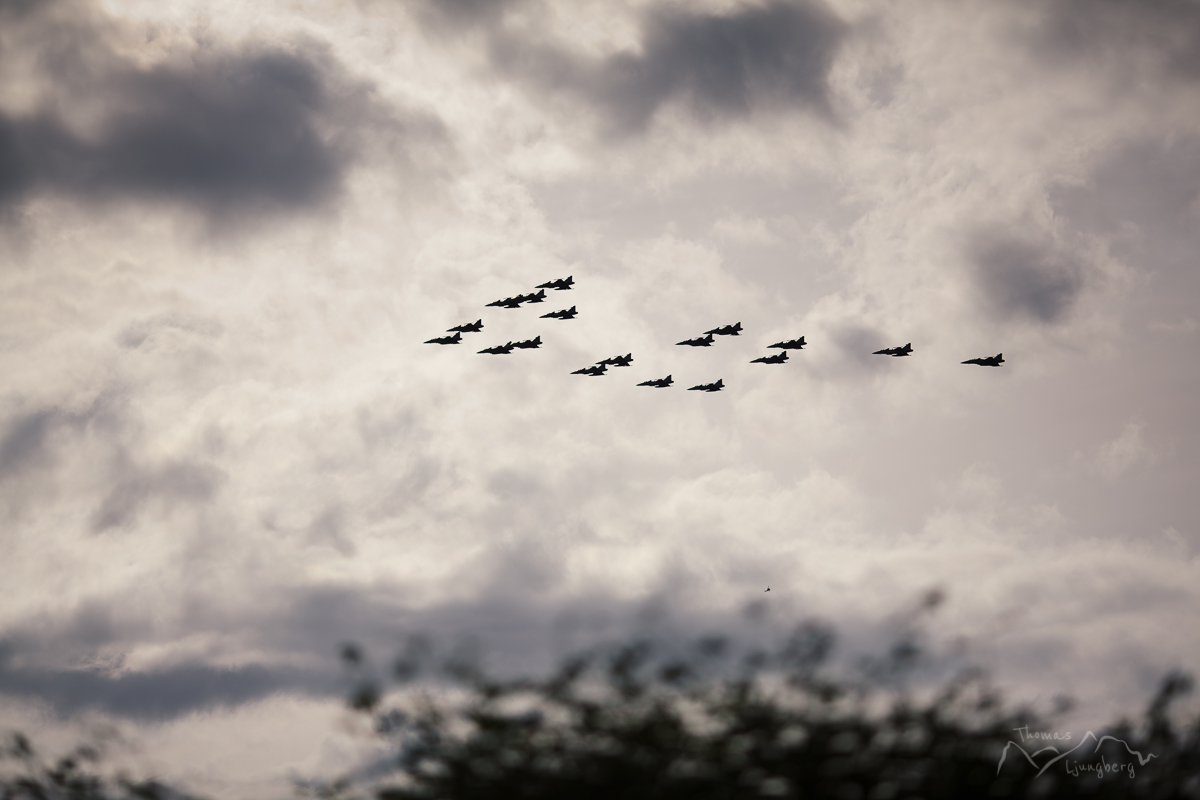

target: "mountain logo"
[997,730,1157,778]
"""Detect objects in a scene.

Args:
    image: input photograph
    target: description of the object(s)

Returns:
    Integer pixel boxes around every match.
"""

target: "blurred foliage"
[0,732,195,800]
[312,622,1200,800]
[5,617,1198,799]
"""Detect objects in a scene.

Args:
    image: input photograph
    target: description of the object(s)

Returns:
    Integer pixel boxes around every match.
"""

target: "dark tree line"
[5,619,1199,799]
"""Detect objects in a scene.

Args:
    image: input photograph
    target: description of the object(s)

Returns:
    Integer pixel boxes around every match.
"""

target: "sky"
[1,0,1198,795]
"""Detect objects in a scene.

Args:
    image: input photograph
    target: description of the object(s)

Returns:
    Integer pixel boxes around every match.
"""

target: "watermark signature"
[997,726,1157,779]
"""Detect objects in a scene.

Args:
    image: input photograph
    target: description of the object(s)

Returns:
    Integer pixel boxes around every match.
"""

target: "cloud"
[0,660,334,721]
[488,0,847,136]
[968,230,1087,325]
[1032,0,1200,83]
[0,409,58,481]
[0,0,440,230]
[90,457,222,532]
[1089,421,1152,480]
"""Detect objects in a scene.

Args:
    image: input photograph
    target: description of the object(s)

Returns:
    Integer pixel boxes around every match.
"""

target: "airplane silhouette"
[486,296,524,309]
[688,379,724,392]
[873,343,913,357]
[765,587,770,592]
[962,353,1004,367]
[571,364,607,376]
[751,352,788,364]
[705,322,743,336]
[768,337,806,350]
[512,336,542,349]
[447,319,483,333]
[478,342,515,354]
[536,276,574,291]
[598,353,633,367]
[637,375,673,388]
[677,334,715,347]
[517,289,547,304]
[541,306,577,320]
[424,332,462,345]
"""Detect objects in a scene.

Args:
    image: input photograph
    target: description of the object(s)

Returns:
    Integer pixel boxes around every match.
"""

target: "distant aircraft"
[688,379,724,392]
[486,296,524,309]
[962,353,1004,367]
[512,336,542,349]
[424,332,462,345]
[447,319,483,333]
[677,334,715,347]
[541,306,577,320]
[598,353,633,367]
[704,322,743,336]
[517,289,547,304]
[478,342,515,354]
[637,375,673,388]
[765,587,770,592]
[873,343,913,357]
[751,352,788,364]
[571,364,607,376]
[768,337,806,350]
[536,276,574,291]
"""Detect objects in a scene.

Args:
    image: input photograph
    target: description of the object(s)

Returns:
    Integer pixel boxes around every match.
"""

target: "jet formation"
[428,276,1008,390]
[873,343,913,357]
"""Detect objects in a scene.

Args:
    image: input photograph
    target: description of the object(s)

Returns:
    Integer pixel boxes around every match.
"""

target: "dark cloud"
[1051,137,1200,248]
[0,660,335,721]
[489,1,847,136]
[413,0,523,31]
[1031,0,1200,83]
[0,410,58,481]
[90,457,222,532]
[969,232,1086,325]
[0,0,441,228]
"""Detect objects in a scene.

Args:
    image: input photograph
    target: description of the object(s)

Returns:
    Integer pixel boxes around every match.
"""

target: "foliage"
[315,624,1200,800]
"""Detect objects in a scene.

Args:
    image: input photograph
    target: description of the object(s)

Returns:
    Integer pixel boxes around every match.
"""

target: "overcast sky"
[1,0,1198,795]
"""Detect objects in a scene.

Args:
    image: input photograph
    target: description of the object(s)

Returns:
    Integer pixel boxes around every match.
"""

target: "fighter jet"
[597,353,633,367]
[962,353,1004,367]
[571,364,607,376]
[751,352,788,364]
[688,379,724,392]
[447,319,483,333]
[486,296,524,309]
[517,289,547,304]
[768,337,806,350]
[541,306,577,320]
[704,322,743,336]
[424,332,462,345]
[873,343,913,357]
[512,336,542,349]
[677,334,715,347]
[536,276,574,291]
[637,375,673,388]
[478,342,515,355]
